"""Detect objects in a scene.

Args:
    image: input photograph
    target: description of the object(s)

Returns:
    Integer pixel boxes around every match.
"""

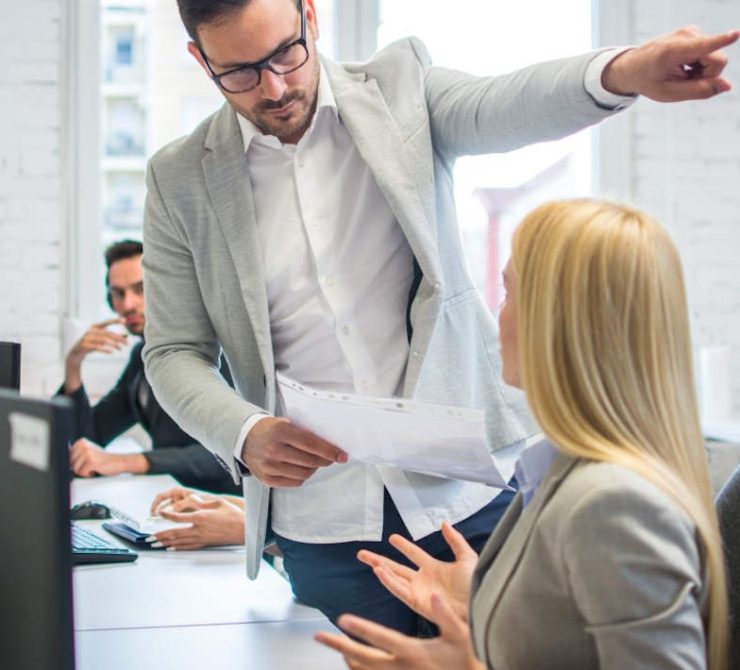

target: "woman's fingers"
[357,549,416,580]
[429,592,467,636]
[440,521,478,561]
[388,533,436,568]
[338,614,417,657]
[158,508,196,523]
[314,630,391,668]
[150,487,192,514]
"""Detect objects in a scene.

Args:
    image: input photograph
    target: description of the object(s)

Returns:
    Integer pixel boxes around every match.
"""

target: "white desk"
[72,474,346,669]
[75,620,345,670]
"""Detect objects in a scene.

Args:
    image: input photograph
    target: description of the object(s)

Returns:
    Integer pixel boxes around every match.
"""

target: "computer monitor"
[0,390,75,670]
[0,341,21,390]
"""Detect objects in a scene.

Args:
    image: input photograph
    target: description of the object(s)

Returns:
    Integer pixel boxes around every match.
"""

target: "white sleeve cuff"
[585,47,638,110]
[233,413,272,473]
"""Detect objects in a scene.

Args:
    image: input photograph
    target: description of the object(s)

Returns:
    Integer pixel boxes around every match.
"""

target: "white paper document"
[277,374,513,488]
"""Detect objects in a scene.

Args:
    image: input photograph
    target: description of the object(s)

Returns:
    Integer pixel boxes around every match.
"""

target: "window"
[98,1,222,248]
[114,34,134,66]
[378,0,594,310]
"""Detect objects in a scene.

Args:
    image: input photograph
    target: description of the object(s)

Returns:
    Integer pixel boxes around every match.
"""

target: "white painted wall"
[0,0,65,395]
[627,0,740,415]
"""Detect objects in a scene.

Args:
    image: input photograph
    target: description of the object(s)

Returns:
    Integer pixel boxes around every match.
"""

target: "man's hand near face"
[63,318,128,394]
[69,437,149,478]
[242,417,347,487]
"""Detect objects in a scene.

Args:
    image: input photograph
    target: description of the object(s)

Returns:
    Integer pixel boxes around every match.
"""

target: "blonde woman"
[317,199,728,669]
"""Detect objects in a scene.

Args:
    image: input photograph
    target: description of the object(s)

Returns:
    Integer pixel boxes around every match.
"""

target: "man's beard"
[235,90,313,142]
[124,317,145,336]
[231,56,320,143]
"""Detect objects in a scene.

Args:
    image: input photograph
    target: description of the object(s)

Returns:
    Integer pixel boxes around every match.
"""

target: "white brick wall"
[0,0,64,395]
[630,0,740,414]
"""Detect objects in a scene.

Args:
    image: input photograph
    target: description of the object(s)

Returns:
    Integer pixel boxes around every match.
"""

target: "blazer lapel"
[470,454,579,655]
[202,106,275,382]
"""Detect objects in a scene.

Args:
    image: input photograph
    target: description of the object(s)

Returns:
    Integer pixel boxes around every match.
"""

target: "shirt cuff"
[233,412,272,474]
[584,47,638,110]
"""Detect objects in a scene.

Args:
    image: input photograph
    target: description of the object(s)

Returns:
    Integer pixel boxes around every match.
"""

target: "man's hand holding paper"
[243,415,348,487]
[277,374,515,488]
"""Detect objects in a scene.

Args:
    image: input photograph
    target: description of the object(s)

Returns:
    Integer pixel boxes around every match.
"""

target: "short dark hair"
[104,239,143,309]
[177,0,300,46]
[104,239,143,273]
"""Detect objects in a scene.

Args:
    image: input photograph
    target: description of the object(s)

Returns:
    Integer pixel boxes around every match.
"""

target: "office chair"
[717,464,740,669]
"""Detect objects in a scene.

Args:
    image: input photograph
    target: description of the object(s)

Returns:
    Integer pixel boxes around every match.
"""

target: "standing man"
[142,0,737,631]
[60,240,239,493]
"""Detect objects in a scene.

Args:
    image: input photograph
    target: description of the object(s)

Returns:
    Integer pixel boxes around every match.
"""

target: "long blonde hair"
[511,199,728,668]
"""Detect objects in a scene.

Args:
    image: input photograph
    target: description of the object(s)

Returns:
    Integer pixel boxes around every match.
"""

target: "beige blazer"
[142,38,622,578]
[470,454,709,669]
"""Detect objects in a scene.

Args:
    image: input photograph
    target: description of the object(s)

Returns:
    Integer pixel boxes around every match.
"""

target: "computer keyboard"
[71,523,138,565]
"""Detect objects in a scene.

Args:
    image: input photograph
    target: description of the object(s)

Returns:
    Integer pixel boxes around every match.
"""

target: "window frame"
[65,0,105,332]
[335,0,379,61]
[591,0,634,199]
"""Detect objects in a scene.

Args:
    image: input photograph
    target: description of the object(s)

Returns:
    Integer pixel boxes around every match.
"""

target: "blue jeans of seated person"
[274,482,517,635]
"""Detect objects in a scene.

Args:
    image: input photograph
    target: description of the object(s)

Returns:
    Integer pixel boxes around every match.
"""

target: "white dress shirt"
[233,55,635,544]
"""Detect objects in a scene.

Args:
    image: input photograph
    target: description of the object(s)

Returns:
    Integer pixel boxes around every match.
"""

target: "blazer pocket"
[440,287,479,309]
[583,580,698,633]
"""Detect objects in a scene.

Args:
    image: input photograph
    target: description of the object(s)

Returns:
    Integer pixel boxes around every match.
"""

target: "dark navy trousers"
[274,482,517,635]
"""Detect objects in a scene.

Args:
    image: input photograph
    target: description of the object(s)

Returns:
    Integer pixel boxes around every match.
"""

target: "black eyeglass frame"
[198,0,308,94]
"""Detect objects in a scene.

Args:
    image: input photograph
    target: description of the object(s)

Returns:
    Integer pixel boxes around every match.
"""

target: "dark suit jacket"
[59,340,240,494]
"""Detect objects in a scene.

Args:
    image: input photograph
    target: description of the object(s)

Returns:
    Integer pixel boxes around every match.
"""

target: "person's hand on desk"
[357,521,478,624]
[316,592,485,670]
[243,416,348,487]
[150,487,245,515]
[151,486,211,514]
[70,438,149,477]
[148,494,245,550]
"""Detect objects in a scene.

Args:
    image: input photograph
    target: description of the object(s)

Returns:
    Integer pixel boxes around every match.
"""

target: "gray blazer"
[142,38,621,578]
[470,454,709,669]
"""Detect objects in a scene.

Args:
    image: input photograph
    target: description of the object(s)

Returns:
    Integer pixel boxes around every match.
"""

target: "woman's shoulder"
[560,457,684,506]
[552,457,698,549]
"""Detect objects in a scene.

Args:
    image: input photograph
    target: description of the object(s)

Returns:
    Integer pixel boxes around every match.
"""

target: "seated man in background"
[58,240,239,494]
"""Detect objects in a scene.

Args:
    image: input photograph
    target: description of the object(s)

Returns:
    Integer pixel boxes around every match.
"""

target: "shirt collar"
[514,440,558,508]
[236,63,337,153]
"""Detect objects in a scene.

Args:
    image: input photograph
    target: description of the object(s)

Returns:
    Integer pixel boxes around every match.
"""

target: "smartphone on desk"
[103,521,163,548]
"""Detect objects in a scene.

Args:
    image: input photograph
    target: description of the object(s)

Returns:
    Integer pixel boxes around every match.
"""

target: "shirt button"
[322,276,334,287]
[411,350,420,358]
[342,325,350,336]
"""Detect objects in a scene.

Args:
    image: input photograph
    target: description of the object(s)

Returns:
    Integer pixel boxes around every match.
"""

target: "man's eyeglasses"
[198,0,309,94]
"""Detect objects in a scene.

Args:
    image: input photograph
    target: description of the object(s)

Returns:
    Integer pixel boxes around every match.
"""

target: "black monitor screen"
[0,390,75,670]
[0,341,21,390]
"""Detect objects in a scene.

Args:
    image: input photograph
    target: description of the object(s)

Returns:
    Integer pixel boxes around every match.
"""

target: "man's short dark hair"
[105,239,143,273]
[177,0,300,46]
[104,240,143,309]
